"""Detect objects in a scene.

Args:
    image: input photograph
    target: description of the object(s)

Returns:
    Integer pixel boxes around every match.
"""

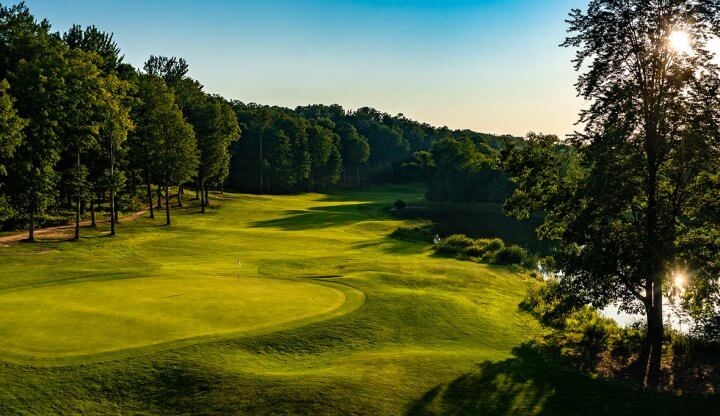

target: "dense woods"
[229,103,516,198]
[0,2,515,237]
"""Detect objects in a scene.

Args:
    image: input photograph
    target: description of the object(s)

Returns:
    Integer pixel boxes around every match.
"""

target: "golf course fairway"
[1,185,717,414]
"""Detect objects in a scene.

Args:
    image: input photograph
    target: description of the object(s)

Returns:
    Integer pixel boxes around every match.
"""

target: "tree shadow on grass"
[406,343,720,416]
[249,203,384,231]
[351,237,429,255]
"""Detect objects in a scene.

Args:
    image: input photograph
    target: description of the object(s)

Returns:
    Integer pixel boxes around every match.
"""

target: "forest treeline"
[231,103,517,200]
[0,3,515,238]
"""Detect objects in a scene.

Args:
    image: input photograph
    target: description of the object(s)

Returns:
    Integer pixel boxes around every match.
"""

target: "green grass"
[0,185,716,414]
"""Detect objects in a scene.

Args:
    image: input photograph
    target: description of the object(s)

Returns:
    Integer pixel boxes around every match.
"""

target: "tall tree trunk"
[356,165,361,184]
[645,276,664,388]
[109,135,116,236]
[156,187,162,209]
[195,178,199,200]
[643,127,663,389]
[28,200,35,242]
[74,153,81,241]
[165,185,171,226]
[201,177,206,213]
[74,195,81,241]
[146,171,154,219]
[204,183,209,206]
[110,194,116,236]
[90,199,96,227]
[259,128,264,193]
[177,184,183,208]
[309,167,314,193]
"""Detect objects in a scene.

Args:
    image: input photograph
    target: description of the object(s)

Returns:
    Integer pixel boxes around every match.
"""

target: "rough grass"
[0,185,717,414]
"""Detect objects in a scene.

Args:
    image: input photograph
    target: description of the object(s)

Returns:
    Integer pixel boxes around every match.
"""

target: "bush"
[465,238,504,257]
[435,234,474,256]
[390,221,435,243]
[493,245,528,265]
[483,238,505,252]
[393,199,406,211]
[520,280,579,328]
[521,280,643,371]
[548,307,622,371]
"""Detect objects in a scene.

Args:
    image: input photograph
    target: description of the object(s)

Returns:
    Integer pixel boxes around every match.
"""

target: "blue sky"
[19,0,586,136]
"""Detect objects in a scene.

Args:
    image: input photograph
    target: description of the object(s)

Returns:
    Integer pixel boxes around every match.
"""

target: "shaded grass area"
[0,185,717,414]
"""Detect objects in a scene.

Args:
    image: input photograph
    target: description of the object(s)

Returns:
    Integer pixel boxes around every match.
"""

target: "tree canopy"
[504,0,720,387]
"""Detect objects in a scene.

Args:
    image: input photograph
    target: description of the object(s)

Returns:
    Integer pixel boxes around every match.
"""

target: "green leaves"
[504,1,720,349]
[0,79,25,175]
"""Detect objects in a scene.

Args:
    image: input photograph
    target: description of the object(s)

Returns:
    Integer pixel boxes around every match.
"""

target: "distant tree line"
[229,103,518,200]
[0,2,516,239]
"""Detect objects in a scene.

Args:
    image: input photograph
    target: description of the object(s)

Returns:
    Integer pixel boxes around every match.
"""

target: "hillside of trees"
[230,103,518,199]
[0,2,518,237]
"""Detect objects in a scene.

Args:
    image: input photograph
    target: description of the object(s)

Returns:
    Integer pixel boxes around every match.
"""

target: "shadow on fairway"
[406,343,720,416]
[351,237,427,255]
[249,203,384,231]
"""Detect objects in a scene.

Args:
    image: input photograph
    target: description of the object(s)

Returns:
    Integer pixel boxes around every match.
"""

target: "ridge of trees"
[230,103,519,197]
[0,2,516,239]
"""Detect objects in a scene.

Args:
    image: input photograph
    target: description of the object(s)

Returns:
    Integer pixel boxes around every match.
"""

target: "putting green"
[0,275,351,359]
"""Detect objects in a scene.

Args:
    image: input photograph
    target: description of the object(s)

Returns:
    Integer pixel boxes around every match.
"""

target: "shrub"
[434,234,474,256]
[520,251,540,270]
[393,199,406,211]
[521,280,642,371]
[465,244,485,257]
[465,238,504,257]
[390,221,435,243]
[493,245,528,265]
[483,238,505,253]
[548,307,622,371]
[520,280,577,327]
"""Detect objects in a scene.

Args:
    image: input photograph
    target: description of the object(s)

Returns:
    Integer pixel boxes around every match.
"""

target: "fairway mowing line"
[0,278,366,367]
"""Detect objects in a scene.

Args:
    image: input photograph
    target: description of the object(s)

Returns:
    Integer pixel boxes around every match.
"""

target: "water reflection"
[539,265,692,332]
[601,272,692,333]
[601,298,691,333]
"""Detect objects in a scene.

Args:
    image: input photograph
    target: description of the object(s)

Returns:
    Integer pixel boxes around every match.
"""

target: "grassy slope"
[0,185,716,415]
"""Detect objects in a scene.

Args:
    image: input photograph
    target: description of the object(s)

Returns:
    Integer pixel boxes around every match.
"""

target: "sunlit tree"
[504,0,720,387]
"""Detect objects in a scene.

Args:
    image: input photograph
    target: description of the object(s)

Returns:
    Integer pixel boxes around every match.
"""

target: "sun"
[674,272,685,288]
[669,30,693,54]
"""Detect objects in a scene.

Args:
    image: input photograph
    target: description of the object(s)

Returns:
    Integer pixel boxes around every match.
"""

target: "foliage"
[521,280,643,372]
[0,79,25,221]
[0,79,24,175]
[419,137,513,203]
[494,245,536,269]
[389,220,435,243]
[465,238,504,258]
[434,233,475,256]
[504,1,720,386]
[432,231,538,269]
[63,24,123,72]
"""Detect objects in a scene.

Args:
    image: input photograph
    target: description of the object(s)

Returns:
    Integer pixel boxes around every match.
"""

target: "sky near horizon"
[18,0,587,137]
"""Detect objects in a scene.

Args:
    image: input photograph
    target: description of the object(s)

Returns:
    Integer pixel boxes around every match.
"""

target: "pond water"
[402,202,553,254]
[601,299,691,333]
[539,266,692,332]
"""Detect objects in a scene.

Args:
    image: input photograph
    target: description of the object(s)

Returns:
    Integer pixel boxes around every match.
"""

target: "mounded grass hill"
[0,185,717,414]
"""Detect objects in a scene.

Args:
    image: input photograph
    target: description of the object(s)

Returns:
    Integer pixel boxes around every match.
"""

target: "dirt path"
[0,209,148,247]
